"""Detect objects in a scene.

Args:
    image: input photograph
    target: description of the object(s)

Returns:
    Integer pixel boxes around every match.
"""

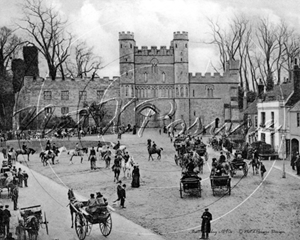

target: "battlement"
[173,31,188,40]
[189,72,232,83]
[23,76,120,86]
[134,46,174,56]
[119,31,135,40]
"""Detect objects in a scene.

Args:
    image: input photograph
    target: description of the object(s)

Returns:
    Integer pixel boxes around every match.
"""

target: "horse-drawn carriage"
[228,155,248,177]
[17,205,49,240]
[210,173,231,196]
[70,200,112,240]
[0,165,13,198]
[179,172,202,198]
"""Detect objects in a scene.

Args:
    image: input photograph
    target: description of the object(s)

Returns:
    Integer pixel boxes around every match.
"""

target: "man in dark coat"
[89,147,97,170]
[200,208,212,239]
[295,154,300,175]
[219,152,226,164]
[120,184,126,208]
[291,153,297,171]
[3,205,11,237]
[113,181,122,205]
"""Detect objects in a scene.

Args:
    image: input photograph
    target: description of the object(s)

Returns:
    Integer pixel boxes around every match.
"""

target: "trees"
[65,41,102,78]
[208,15,300,93]
[19,0,72,80]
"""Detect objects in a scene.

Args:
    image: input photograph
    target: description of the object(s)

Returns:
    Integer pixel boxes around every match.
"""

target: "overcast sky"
[1,0,300,78]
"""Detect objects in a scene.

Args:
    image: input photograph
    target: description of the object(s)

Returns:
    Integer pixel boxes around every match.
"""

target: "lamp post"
[282,134,286,178]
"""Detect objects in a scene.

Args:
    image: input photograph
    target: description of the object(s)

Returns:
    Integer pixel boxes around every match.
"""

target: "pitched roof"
[244,99,258,114]
[290,100,300,112]
[263,83,293,102]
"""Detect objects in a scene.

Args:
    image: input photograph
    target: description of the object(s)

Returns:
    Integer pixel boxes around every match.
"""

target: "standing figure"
[200,208,212,239]
[89,147,97,170]
[291,152,297,171]
[104,149,111,169]
[131,165,140,188]
[120,184,126,208]
[3,205,11,237]
[113,181,122,205]
[0,204,4,236]
[11,184,19,210]
[260,162,267,180]
[17,168,23,188]
[23,171,29,187]
[295,154,300,175]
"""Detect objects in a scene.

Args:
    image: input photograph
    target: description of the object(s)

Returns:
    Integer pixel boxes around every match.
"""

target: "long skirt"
[131,175,140,188]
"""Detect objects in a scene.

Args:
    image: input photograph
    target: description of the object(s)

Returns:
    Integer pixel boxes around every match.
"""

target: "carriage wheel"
[75,213,88,240]
[44,212,49,235]
[86,222,93,236]
[179,182,183,198]
[99,214,112,237]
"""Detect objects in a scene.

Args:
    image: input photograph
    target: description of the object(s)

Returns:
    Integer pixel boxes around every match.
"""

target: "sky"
[1,0,300,78]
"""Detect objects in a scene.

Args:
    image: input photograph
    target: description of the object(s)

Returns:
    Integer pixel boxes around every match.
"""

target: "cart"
[17,205,49,240]
[72,201,112,240]
[179,173,202,198]
[210,174,231,196]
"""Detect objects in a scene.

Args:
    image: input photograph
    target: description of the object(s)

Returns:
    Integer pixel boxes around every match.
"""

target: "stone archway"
[291,138,299,155]
[135,103,160,128]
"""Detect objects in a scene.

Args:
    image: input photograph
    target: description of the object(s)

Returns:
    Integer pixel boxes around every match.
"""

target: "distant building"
[257,60,300,158]
[14,32,242,131]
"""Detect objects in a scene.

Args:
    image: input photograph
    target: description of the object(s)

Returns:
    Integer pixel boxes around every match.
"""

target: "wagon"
[229,160,248,177]
[72,201,112,240]
[179,173,202,198]
[210,174,231,196]
[17,205,49,240]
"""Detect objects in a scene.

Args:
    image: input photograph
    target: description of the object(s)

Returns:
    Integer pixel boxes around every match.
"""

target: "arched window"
[185,43,187,48]
[125,86,128,97]
[130,43,132,48]
[151,58,159,74]
[206,85,214,98]
[175,44,178,48]
[162,72,166,82]
[121,44,122,48]
[144,72,148,82]
[193,89,195,97]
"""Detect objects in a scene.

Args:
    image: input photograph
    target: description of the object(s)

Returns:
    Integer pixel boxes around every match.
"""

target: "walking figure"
[260,162,266,180]
[113,181,122,205]
[120,184,126,208]
[11,184,19,210]
[200,208,212,239]
[3,205,11,237]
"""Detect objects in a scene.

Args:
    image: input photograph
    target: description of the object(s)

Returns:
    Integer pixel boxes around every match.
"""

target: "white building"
[257,63,300,158]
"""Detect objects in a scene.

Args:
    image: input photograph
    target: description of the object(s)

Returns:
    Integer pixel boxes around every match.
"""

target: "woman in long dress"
[131,165,140,188]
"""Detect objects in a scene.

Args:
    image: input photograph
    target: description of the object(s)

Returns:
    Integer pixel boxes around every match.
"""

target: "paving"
[0,154,165,240]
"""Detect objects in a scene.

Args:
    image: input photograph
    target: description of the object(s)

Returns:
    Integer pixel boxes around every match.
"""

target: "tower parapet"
[173,31,188,40]
[119,31,135,40]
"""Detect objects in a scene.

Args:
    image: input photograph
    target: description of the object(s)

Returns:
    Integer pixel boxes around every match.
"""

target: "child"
[260,162,266,180]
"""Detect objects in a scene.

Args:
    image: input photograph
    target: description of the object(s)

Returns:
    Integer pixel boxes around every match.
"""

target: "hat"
[5,205,9,208]
[205,208,209,211]
[96,192,103,197]
[117,180,122,184]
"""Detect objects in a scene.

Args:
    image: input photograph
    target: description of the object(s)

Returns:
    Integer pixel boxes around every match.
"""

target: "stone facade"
[14,31,241,130]
[119,31,240,128]
[13,76,119,129]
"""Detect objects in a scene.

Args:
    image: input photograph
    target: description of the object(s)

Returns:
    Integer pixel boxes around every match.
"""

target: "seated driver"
[75,143,80,153]
[232,154,243,163]
[186,159,196,174]
[86,193,98,214]
[95,192,108,214]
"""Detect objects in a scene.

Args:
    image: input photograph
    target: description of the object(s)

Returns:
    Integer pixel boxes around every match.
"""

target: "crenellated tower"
[119,32,136,125]
[172,31,189,122]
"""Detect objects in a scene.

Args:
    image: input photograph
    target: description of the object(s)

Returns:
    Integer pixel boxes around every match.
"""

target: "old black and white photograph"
[0,0,300,239]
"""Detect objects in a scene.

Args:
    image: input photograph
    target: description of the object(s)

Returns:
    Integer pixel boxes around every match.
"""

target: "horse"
[192,152,204,174]
[68,148,88,164]
[39,150,56,166]
[121,156,136,179]
[112,158,122,182]
[67,189,84,228]
[147,146,163,161]
[249,157,261,175]
[15,148,36,161]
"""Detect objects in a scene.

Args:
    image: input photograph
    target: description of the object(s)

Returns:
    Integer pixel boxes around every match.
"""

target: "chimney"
[257,78,264,99]
[23,46,39,77]
[293,58,300,93]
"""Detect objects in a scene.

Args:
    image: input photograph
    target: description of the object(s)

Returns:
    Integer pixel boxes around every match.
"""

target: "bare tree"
[65,41,102,78]
[0,27,24,76]
[18,0,72,80]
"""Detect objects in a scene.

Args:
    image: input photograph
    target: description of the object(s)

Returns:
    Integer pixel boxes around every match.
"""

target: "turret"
[119,31,135,85]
